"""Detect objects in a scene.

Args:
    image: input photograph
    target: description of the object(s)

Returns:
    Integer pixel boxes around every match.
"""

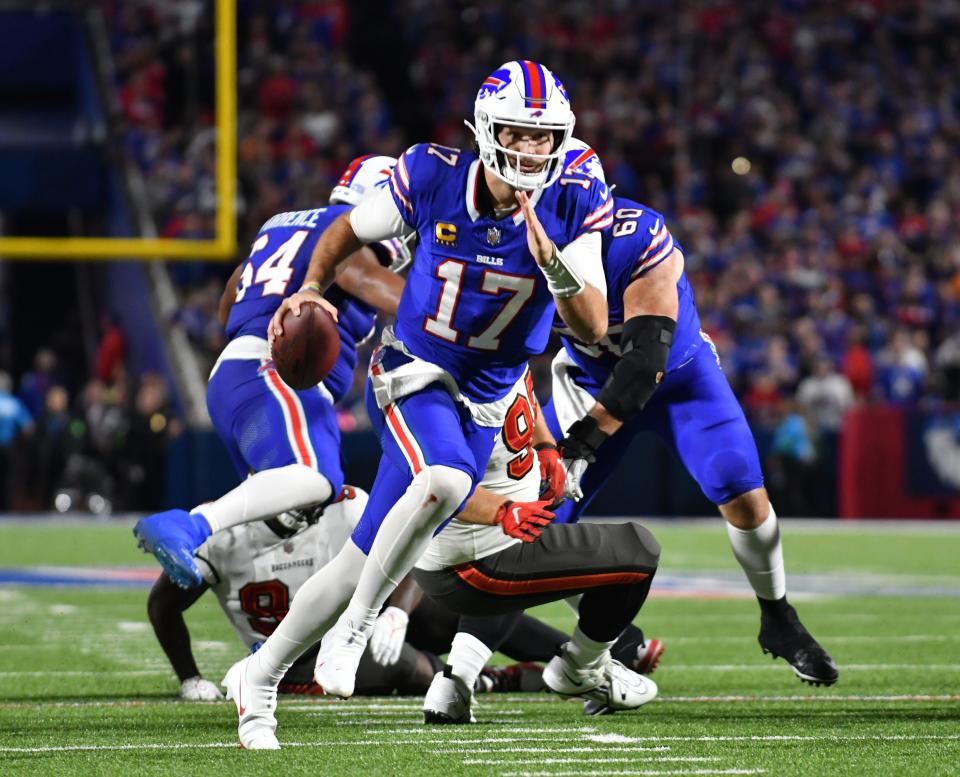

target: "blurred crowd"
[0,343,181,514]
[9,0,948,514]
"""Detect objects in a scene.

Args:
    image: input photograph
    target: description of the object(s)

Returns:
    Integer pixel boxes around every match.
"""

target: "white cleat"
[222,656,280,750]
[543,645,658,714]
[423,667,476,724]
[313,615,371,699]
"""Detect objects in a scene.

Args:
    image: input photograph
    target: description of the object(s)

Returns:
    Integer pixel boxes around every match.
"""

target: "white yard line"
[466,757,719,765]
[582,734,960,744]
[446,747,671,755]
[499,771,765,777]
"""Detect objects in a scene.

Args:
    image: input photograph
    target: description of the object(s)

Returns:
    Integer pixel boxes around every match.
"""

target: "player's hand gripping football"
[516,190,556,267]
[267,288,339,345]
[495,499,556,542]
[369,606,409,667]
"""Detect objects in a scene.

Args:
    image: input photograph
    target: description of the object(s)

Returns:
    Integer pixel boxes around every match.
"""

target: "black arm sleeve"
[597,315,676,422]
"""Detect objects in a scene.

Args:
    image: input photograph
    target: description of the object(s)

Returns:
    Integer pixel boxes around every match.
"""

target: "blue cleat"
[133,509,212,589]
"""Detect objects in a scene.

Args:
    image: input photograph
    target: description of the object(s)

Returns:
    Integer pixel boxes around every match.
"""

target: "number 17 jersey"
[386,143,612,403]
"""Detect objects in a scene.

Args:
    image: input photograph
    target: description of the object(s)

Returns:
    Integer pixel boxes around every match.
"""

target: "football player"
[229,60,612,748]
[414,369,660,723]
[146,486,558,699]
[133,156,407,587]
[548,196,839,687]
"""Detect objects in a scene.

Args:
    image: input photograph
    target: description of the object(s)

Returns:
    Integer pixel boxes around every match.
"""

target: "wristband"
[299,282,323,295]
[539,244,585,299]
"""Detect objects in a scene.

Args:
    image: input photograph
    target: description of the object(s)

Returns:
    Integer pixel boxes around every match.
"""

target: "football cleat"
[476,662,545,693]
[423,666,476,724]
[634,637,665,675]
[758,600,839,686]
[223,656,280,750]
[543,645,658,713]
[133,509,211,589]
[313,615,371,699]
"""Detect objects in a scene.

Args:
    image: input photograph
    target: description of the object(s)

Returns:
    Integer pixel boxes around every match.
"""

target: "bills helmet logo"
[478,68,511,99]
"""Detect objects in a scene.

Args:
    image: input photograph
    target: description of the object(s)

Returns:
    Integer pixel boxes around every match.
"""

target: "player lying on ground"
[413,368,660,723]
[146,487,555,699]
[133,155,408,588]
[547,196,838,687]
[239,60,610,734]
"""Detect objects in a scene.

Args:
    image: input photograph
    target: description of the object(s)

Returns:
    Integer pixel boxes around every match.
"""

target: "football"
[270,304,340,390]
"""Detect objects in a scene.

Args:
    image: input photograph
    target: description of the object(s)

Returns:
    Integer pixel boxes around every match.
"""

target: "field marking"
[466,757,720,765]
[2,734,958,755]
[446,747,671,755]
[582,734,960,744]
[500,771,764,777]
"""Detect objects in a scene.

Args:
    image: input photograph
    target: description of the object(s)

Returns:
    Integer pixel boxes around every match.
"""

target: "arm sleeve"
[348,186,414,243]
[558,231,606,299]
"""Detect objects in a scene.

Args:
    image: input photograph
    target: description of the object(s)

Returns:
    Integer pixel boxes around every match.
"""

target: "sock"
[447,632,492,689]
[566,624,616,669]
[194,464,332,534]
[350,465,472,614]
[250,540,365,684]
[725,503,786,600]
[341,600,379,634]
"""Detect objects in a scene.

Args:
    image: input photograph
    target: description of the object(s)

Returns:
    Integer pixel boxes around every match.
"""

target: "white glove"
[180,675,224,702]
[562,457,589,502]
[368,606,409,666]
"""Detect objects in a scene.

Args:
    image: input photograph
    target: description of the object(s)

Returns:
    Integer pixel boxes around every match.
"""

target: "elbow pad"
[597,315,676,422]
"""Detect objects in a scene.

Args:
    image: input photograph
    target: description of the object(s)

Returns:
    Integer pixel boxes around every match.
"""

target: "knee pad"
[417,465,474,513]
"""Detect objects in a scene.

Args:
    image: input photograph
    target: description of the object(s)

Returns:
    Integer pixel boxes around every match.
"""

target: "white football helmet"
[329,154,397,206]
[564,137,606,183]
[466,60,575,191]
[330,154,413,271]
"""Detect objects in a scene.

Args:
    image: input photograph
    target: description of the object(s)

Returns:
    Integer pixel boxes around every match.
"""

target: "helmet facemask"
[467,112,574,191]
[468,60,576,192]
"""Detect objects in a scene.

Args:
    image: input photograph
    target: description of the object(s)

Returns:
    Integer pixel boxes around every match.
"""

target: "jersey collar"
[465,159,544,224]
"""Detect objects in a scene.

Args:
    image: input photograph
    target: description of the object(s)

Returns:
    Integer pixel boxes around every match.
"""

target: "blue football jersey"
[386,143,612,402]
[225,205,378,403]
[555,197,703,393]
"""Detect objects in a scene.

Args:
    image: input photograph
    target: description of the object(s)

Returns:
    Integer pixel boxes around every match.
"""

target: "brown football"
[270,304,341,390]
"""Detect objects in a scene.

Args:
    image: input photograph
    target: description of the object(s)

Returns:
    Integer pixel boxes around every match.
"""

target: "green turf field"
[0,518,958,776]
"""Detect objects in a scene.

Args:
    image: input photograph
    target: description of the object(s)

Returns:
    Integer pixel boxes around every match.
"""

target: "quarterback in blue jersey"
[133,155,406,590]
[543,197,839,688]
[225,60,614,748]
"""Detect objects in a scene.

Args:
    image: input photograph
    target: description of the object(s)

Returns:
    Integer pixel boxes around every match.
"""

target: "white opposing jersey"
[196,487,367,648]
[418,372,540,571]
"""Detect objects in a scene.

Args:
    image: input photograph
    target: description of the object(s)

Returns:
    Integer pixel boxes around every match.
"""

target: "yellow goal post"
[0,0,236,261]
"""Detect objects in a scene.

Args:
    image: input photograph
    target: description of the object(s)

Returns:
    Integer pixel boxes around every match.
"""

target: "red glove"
[495,499,556,543]
[535,443,565,503]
